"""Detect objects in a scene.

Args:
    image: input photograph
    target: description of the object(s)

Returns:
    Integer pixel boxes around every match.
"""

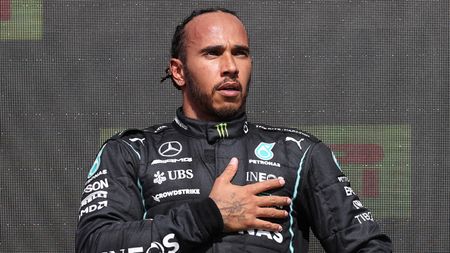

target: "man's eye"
[205,50,220,56]
[235,50,249,57]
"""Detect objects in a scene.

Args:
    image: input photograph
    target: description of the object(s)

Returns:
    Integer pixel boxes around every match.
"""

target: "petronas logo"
[216,123,229,138]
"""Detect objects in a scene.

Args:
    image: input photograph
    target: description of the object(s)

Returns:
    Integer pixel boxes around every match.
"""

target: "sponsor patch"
[354,212,374,224]
[151,157,192,165]
[101,233,179,253]
[246,171,277,182]
[158,141,182,157]
[255,142,275,161]
[239,229,283,244]
[352,200,364,209]
[84,179,109,193]
[337,176,350,183]
[79,201,108,219]
[344,186,356,196]
[80,191,108,208]
[152,189,200,202]
[249,159,281,168]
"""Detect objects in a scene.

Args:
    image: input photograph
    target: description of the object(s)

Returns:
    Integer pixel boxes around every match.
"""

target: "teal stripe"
[87,144,106,178]
[122,140,141,160]
[289,146,311,253]
[137,179,147,219]
[332,152,342,171]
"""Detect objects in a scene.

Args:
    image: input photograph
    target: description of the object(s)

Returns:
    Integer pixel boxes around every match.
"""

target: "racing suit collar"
[173,107,248,143]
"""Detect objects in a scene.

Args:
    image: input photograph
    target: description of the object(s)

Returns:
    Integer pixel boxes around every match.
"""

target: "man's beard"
[184,68,250,121]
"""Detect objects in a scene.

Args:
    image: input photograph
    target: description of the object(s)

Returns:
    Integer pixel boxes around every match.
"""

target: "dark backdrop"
[1,1,448,252]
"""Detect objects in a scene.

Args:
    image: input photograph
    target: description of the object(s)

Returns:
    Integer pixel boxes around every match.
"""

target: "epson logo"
[84,179,109,193]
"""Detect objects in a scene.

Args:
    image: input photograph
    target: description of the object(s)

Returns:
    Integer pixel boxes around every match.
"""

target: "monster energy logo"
[216,123,229,138]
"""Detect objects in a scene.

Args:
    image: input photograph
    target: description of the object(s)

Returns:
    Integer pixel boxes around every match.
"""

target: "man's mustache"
[214,78,242,91]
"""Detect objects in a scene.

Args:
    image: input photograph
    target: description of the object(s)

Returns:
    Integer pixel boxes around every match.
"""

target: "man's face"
[179,12,252,121]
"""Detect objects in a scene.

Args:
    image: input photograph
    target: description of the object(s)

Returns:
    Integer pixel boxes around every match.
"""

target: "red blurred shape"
[330,144,383,198]
[0,0,11,21]
[329,144,383,165]
[362,169,379,197]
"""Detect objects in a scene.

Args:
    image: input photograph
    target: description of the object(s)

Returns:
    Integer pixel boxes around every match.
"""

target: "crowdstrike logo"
[152,189,200,202]
[158,141,182,157]
[215,123,228,138]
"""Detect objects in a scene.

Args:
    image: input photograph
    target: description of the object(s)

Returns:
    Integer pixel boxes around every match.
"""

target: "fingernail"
[230,157,238,165]
[278,225,283,232]
[287,198,291,204]
[278,177,285,185]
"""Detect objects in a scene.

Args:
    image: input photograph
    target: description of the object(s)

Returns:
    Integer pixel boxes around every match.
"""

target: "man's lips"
[217,82,241,90]
[215,81,242,97]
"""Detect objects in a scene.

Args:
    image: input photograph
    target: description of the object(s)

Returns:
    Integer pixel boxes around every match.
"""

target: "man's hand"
[209,157,291,233]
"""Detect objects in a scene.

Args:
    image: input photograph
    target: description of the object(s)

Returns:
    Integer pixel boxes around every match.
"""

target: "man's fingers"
[256,206,289,219]
[218,157,239,183]
[256,195,291,207]
[252,219,284,232]
[246,177,286,194]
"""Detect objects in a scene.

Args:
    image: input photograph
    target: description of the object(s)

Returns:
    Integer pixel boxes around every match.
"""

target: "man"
[76,8,392,253]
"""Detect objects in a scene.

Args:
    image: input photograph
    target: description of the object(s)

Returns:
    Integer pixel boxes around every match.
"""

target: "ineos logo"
[158,141,182,157]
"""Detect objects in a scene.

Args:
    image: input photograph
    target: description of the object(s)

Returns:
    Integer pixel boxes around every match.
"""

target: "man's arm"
[75,139,224,252]
[76,141,290,253]
[298,142,392,253]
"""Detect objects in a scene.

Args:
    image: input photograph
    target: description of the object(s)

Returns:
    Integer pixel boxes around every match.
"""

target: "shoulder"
[102,123,173,159]
[250,122,321,144]
[109,123,172,141]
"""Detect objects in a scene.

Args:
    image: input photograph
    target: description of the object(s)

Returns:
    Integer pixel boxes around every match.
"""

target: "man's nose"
[221,53,239,78]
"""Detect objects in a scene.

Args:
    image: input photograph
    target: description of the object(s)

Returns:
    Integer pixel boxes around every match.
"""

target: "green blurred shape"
[302,124,411,219]
[0,0,42,40]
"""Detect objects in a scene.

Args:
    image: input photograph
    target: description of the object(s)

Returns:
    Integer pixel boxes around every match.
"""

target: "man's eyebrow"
[199,44,250,54]
[199,45,225,54]
[232,45,250,53]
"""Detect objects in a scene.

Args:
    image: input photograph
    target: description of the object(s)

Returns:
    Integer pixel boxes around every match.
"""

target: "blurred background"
[0,0,448,252]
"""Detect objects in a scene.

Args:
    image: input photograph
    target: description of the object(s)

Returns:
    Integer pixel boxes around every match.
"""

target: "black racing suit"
[76,108,392,253]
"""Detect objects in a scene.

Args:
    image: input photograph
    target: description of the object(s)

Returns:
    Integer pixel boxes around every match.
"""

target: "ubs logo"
[158,141,182,157]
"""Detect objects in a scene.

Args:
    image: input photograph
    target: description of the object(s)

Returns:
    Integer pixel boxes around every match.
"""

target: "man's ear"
[169,58,185,89]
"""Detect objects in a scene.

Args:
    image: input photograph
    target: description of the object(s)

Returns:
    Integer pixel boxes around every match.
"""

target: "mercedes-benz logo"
[158,141,182,157]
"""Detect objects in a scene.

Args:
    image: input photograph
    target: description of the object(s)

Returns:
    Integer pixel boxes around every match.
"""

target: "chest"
[138,136,305,212]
